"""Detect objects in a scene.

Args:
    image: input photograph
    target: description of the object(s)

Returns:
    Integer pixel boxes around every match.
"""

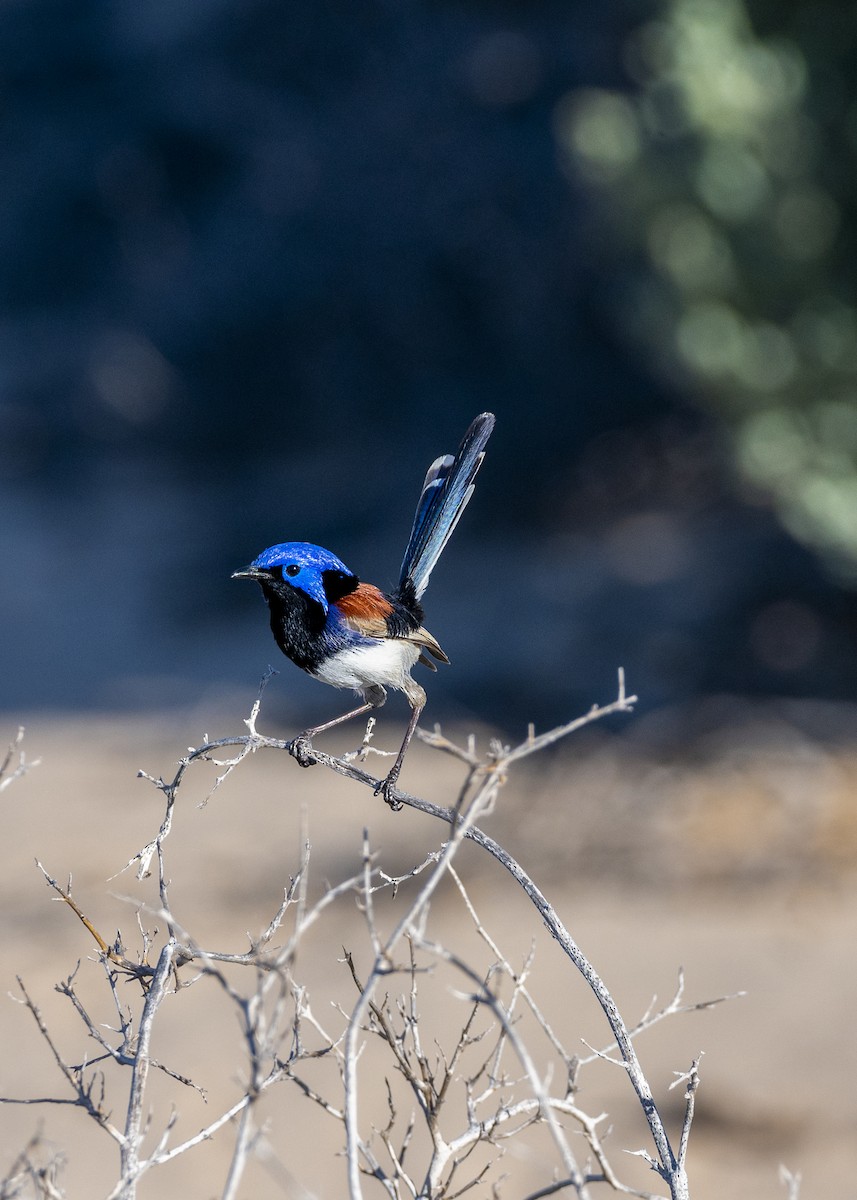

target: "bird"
[232,412,495,809]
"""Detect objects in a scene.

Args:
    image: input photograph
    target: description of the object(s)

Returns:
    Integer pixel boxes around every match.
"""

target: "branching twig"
[577,969,744,1070]
[7,979,125,1145]
[0,727,40,794]
[779,1165,802,1200]
[36,863,154,983]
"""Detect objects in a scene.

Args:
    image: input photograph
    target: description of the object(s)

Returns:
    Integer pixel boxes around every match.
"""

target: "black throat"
[258,579,327,672]
[256,568,359,672]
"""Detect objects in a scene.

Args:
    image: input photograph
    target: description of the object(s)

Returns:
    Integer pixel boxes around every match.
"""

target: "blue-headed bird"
[233,412,495,808]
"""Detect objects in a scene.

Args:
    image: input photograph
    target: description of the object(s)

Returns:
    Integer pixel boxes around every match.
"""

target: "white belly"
[312,638,421,694]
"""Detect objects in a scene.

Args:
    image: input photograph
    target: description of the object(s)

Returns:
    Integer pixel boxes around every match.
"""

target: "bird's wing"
[334,585,449,663]
[334,583,394,638]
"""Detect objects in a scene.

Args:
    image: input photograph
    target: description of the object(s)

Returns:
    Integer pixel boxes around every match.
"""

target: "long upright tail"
[398,412,495,600]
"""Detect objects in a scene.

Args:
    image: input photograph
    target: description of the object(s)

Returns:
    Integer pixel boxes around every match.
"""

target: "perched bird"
[232,412,495,809]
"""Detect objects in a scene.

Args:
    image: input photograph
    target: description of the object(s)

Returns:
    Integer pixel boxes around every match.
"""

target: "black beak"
[231,565,266,581]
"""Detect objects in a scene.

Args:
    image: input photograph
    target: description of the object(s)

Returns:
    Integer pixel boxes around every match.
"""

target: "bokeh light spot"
[647,204,735,291]
[603,511,692,585]
[89,331,177,425]
[775,186,840,261]
[556,90,641,181]
[676,301,745,374]
[815,398,857,452]
[791,301,857,370]
[695,141,769,221]
[733,324,797,392]
[738,408,807,484]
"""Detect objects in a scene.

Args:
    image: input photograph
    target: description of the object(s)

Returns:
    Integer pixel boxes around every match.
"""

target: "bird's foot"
[374,774,403,811]
[288,735,318,768]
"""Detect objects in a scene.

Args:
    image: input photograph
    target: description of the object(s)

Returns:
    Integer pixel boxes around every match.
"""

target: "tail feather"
[399,412,495,600]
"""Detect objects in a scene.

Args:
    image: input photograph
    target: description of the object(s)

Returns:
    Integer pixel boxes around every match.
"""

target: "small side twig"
[779,1165,802,1200]
[670,1055,702,1173]
[0,727,40,794]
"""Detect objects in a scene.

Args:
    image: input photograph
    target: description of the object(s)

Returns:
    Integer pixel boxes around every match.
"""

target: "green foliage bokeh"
[556,0,857,577]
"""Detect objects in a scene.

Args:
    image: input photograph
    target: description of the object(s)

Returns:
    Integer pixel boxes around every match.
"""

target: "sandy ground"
[0,709,855,1199]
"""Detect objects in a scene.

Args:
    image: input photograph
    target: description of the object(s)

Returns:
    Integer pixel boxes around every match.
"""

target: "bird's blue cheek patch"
[289,572,330,613]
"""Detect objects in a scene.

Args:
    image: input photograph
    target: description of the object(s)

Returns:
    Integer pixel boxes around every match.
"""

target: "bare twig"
[341,753,504,1200]
[0,727,40,794]
[670,1056,702,1173]
[412,936,590,1199]
[36,862,153,983]
[118,938,177,1198]
[7,979,125,1145]
[578,969,744,1070]
[0,1132,65,1200]
[779,1165,802,1200]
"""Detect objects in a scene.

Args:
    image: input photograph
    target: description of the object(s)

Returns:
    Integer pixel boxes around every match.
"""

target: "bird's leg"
[289,686,387,767]
[375,686,425,810]
[289,702,376,767]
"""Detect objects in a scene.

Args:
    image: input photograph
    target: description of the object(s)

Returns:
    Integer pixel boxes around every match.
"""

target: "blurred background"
[3,0,857,731]
[3,4,857,1198]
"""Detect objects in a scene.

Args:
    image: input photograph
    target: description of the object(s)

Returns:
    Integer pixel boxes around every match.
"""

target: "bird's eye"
[284,563,300,577]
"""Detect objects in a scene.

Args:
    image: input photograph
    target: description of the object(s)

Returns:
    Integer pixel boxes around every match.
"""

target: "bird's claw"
[289,735,318,768]
[375,775,403,811]
[382,788,404,811]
